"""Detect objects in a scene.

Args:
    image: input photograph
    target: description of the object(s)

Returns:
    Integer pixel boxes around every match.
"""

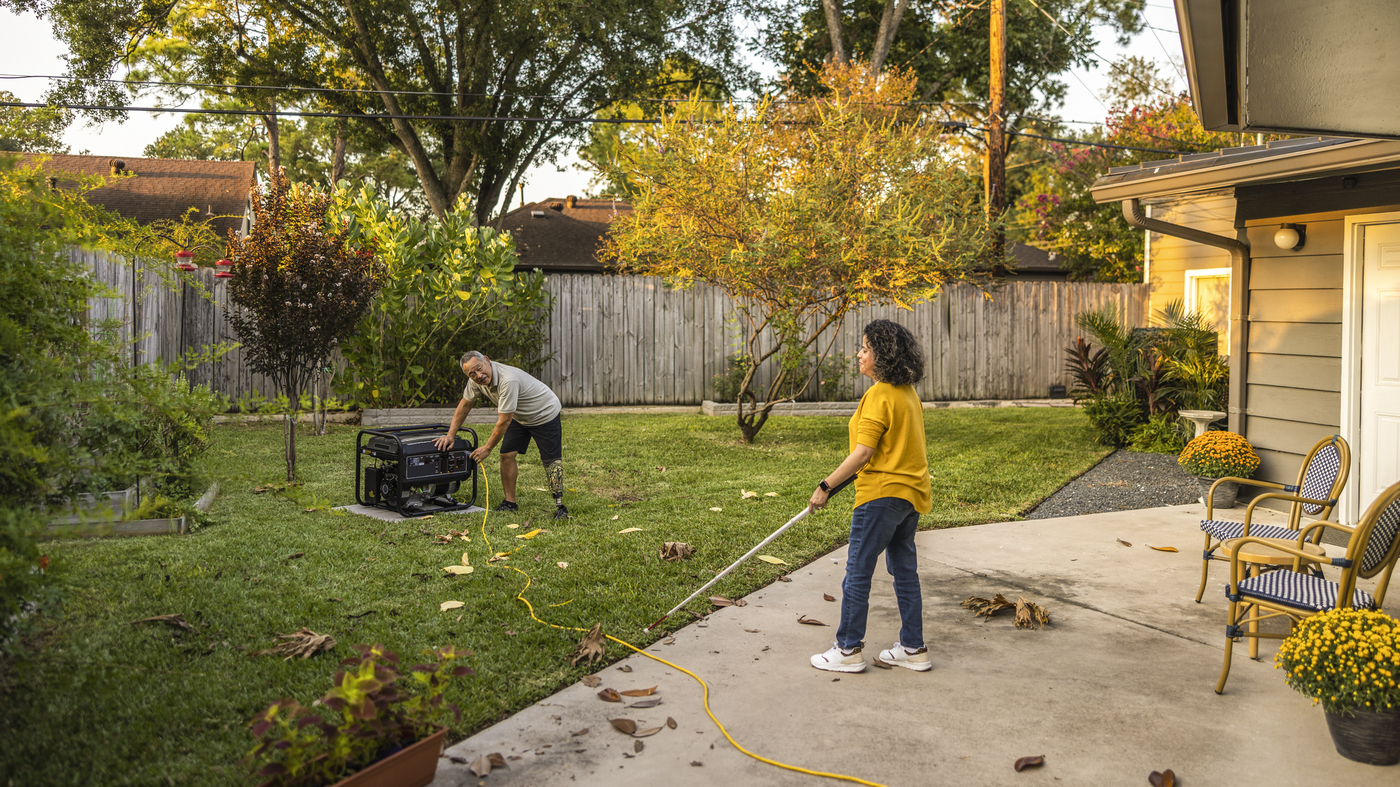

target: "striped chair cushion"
[1200,519,1298,543]
[1299,443,1342,515]
[1236,571,1375,612]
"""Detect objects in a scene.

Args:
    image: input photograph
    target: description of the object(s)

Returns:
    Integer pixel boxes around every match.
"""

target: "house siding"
[1143,191,1237,315]
[1241,220,1345,490]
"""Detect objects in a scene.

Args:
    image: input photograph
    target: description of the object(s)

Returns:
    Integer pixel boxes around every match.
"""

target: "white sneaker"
[876,643,932,671]
[810,643,866,673]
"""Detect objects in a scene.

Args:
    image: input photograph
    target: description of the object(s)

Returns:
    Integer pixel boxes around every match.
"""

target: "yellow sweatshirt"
[848,382,932,513]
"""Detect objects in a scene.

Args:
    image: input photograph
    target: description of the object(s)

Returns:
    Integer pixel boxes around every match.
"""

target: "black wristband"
[819,480,831,493]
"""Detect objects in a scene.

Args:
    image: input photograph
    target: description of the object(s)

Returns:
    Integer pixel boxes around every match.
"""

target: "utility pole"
[986,0,1007,259]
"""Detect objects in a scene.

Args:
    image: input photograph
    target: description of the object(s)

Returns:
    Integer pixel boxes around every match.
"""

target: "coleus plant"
[245,644,473,786]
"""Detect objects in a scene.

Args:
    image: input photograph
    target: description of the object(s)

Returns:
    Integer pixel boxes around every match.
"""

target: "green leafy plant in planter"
[1276,608,1400,765]
[246,644,472,786]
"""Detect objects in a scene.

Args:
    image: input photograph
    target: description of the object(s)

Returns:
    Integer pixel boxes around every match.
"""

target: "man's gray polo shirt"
[464,361,561,427]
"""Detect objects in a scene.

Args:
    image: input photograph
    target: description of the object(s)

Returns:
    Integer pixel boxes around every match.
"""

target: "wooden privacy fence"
[76,247,1147,406]
[539,274,1148,406]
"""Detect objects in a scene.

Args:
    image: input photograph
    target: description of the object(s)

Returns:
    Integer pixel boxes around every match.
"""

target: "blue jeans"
[836,497,923,651]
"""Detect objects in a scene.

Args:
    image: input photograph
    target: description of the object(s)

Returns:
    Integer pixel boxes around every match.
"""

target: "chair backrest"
[1355,484,1400,576]
[1293,436,1350,518]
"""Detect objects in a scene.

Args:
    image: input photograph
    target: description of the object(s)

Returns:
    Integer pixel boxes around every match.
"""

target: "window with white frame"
[1185,267,1232,354]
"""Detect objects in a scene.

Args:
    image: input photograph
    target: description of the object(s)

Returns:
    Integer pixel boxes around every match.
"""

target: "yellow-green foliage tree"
[604,61,996,442]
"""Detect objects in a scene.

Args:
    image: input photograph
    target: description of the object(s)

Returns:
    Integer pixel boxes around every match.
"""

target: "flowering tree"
[605,61,995,442]
[225,170,386,480]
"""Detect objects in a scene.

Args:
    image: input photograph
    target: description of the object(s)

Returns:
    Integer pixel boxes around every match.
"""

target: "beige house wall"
[1143,190,1237,318]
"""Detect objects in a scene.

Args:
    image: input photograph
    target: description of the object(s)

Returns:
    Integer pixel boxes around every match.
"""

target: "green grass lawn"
[1,408,1105,786]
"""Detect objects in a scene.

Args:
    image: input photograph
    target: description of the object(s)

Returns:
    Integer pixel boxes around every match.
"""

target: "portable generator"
[355,424,479,517]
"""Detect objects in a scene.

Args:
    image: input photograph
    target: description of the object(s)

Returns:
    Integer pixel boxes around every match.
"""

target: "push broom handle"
[645,473,856,631]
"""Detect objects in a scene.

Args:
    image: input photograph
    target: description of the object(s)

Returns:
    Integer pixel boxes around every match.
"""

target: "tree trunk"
[261,107,282,176]
[331,122,347,186]
[870,0,910,73]
[821,0,847,64]
[284,412,298,483]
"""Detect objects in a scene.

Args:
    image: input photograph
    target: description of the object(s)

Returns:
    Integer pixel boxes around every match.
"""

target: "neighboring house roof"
[15,153,256,237]
[497,196,631,273]
[1090,137,1400,203]
[1006,242,1066,276]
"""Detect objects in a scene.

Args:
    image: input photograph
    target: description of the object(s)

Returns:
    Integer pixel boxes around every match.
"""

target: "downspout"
[1122,198,1251,434]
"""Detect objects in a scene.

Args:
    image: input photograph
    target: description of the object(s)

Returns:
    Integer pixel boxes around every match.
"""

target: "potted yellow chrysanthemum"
[1276,608,1400,765]
[1177,430,1259,509]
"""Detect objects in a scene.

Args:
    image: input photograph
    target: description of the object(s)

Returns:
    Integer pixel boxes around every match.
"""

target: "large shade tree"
[604,62,996,442]
[10,0,755,224]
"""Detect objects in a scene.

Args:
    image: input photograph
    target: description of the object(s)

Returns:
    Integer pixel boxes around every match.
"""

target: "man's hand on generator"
[471,445,491,463]
[433,435,454,451]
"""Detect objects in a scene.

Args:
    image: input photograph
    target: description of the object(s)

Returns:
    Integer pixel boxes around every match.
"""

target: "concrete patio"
[431,503,1397,786]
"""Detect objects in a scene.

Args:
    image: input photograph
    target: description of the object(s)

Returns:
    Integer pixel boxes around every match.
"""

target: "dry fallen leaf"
[619,686,657,697]
[797,615,828,626]
[534,487,547,492]
[627,698,663,709]
[823,593,836,602]
[1014,597,1052,629]
[609,718,637,735]
[744,629,760,633]
[469,754,492,778]
[1148,770,1176,787]
[571,728,589,736]
[442,565,474,575]
[580,675,601,688]
[740,489,759,499]
[250,628,336,661]
[691,761,703,767]
[666,717,677,729]
[708,506,722,512]
[764,492,778,497]
[776,575,792,583]
[611,514,620,521]
[557,561,569,569]
[1014,755,1045,773]
[710,596,734,607]
[516,528,542,539]
[634,739,644,753]
[461,552,470,566]
[1116,538,1133,547]
[129,614,194,632]
[660,542,695,561]
[439,600,465,611]
[618,527,643,534]
[598,688,622,702]
[1146,544,1179,553]
[506,523,519,529]
[962,594,1015,619]
[569,622,606,666]
[756,555,787,565]
[633,726,663,738]
[656,466,667,472]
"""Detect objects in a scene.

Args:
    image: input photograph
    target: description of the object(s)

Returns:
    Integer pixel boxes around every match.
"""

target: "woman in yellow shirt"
[808,320,932,673]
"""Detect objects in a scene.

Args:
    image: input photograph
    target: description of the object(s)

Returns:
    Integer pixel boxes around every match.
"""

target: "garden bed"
[45,481,220,538]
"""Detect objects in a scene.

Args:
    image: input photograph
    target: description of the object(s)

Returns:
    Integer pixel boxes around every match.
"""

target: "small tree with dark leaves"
[225,169,385,481]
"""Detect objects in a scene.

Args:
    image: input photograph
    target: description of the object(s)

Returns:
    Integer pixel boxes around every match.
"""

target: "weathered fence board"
[76,247,1146,406]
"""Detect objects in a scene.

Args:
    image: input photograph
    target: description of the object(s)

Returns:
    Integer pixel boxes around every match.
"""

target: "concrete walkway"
[432,504,1397,786]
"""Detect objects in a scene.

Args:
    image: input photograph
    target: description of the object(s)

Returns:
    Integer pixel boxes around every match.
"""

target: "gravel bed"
[1024,448,1200,519]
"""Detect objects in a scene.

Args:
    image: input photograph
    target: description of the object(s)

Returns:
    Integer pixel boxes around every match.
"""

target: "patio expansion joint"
[928,559,1218,649]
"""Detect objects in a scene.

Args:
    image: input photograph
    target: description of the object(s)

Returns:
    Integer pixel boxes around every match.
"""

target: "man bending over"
[434,351,569,519]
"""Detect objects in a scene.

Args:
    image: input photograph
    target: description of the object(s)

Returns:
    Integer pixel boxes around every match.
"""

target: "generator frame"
[355,424,480,518]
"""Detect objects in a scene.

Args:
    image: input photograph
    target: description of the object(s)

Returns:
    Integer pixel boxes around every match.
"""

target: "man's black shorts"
[499,414,563,463]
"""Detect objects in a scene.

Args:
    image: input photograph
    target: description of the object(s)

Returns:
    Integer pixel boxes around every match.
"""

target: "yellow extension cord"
[472,470,889,787]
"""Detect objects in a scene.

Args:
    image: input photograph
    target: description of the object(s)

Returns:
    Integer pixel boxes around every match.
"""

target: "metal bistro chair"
[1195,435,1350,602]
[1215,478,1400,694]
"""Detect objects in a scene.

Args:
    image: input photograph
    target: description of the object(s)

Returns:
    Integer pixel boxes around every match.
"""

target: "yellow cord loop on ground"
[471,468,888,787]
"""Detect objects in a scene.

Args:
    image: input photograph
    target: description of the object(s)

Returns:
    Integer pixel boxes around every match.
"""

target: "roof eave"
[1090,139,1400,203]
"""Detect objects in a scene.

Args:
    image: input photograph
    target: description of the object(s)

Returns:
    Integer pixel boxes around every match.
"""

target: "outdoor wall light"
[1274,224,1305,251]
[173,249,197,271]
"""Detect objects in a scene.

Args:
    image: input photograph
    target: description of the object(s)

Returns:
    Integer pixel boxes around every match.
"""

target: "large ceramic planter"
[1196,477,1239,510]
[1324,707,1400,766]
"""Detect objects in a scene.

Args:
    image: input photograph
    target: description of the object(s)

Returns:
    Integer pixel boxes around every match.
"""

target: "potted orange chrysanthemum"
[1178,430,1259,509]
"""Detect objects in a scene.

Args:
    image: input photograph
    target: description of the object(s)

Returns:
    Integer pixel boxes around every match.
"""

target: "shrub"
[1129,411,1186,454]
[1080,394,1143,447]
[712,353,754,403]
[1276,608,1400,715]
[1178,431,1259,479]
[818,352,856,401]
[335,187,551,408]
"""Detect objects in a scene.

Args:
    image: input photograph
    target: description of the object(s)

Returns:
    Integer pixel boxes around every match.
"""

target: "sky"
[0,2,1186,204]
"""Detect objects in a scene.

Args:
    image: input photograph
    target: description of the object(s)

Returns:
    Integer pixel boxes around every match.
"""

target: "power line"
[1021,0,1180,102]
[1009,129,1184,155]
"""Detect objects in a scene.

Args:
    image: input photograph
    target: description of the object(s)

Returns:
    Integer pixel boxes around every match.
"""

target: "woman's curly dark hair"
[863,319,924,386]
